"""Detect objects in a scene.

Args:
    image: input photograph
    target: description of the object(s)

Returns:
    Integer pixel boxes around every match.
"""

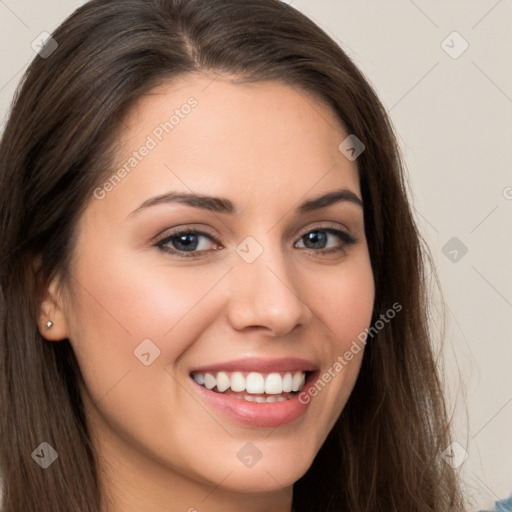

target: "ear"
[34,257,70,342]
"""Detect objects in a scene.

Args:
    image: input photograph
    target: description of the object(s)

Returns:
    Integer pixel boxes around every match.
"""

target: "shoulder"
[478,492,512,512]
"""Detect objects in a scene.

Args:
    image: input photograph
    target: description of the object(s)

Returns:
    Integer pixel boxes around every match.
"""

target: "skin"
[39,73,375,512]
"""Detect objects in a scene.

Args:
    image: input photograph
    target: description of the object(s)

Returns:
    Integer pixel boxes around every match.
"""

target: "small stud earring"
[45,321,54,329]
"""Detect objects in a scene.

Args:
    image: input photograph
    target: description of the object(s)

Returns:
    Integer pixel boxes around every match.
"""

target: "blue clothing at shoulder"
[478,492,512,512]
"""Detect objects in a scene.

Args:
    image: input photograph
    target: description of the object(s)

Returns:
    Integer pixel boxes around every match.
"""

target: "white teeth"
[282,372,292,392]
[246,372,265,394]
[230,371,245,392]
[265,373,283,394]
[216,371,230,392]
[191,370,308,395]
[231,394,288,403]
[204,373,216,390]
[291,372,304,392]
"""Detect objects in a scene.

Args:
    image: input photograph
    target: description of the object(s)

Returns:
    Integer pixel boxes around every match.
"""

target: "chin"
[196,442,316,494]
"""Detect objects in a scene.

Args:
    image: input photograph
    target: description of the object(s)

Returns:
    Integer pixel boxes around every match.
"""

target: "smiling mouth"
[190,370,310,403]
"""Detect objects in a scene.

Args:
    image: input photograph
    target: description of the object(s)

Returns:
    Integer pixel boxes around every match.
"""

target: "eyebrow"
[128,187,363,218]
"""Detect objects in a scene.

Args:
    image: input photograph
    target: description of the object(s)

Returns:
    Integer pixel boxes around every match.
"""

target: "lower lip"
[190,373,317,428]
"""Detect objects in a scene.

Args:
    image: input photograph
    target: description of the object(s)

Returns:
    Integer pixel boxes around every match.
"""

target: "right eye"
[155,229,222,258]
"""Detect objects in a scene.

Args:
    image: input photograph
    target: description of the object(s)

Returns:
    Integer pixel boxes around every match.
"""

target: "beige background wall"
[1,1,511,510]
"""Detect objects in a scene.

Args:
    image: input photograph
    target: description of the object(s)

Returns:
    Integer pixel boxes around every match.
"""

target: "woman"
[0,0,467,510]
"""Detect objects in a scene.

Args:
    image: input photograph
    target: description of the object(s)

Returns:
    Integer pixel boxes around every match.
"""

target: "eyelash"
[155,225,357,259]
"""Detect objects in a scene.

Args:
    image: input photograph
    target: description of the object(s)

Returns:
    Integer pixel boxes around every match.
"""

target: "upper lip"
[189,357,319,374]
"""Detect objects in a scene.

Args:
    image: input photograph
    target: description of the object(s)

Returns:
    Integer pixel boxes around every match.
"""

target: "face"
[42,74,374,508]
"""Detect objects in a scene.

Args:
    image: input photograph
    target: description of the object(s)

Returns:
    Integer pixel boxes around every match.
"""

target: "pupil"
[175,234,198,251]
[306,231,326,249]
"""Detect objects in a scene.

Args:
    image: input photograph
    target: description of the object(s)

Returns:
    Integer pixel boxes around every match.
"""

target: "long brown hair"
[0,0,467,510]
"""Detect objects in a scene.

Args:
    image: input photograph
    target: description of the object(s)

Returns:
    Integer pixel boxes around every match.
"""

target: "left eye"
[296,228,355,251]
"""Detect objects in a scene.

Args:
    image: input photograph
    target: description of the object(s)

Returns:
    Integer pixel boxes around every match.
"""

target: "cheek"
[64,245,227,402]
[313,253,375,346]
[302,253,374,425]
[71,244,224,338]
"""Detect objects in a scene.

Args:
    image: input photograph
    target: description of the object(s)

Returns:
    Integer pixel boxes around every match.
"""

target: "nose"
[226,240,313,337]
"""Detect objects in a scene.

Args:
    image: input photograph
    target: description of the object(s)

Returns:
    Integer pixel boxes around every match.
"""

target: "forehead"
[95,73,360,218]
